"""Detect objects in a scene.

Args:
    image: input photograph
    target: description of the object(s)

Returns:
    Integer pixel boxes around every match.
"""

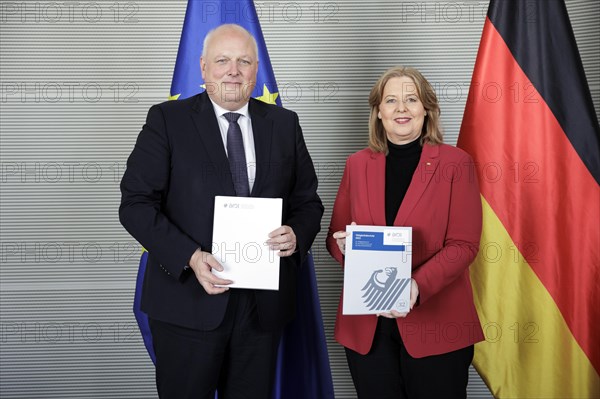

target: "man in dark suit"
[119,24,323,399]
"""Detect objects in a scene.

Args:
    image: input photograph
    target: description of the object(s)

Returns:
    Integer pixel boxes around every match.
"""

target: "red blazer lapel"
[366,151,387,226]
[394,144,440,226]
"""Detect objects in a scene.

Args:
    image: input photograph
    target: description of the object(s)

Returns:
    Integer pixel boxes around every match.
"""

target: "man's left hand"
[267,225,297,257]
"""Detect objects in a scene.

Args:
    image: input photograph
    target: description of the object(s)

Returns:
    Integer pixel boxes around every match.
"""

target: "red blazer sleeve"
[412,152,482,304]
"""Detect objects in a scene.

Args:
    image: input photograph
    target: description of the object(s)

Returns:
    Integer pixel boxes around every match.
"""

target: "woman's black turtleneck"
[385,138,423,226]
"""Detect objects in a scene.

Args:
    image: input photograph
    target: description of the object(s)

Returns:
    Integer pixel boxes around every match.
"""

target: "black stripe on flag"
[488,0,600,184]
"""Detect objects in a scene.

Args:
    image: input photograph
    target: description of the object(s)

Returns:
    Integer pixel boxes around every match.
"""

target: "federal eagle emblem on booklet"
[342,225,412,315]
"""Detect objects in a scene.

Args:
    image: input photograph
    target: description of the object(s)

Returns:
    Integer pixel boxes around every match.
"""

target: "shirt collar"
[209,98,250,120]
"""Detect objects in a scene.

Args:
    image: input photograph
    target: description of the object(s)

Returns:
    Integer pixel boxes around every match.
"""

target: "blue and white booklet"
[342,225,412,315]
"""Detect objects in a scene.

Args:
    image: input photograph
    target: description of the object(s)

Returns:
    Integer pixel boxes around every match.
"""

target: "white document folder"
[343,225,412,315]
[212,196,282,290]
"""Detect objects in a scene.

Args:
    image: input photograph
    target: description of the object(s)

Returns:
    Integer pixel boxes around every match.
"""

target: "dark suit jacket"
[326,144,485,358]
[120,92,323,331]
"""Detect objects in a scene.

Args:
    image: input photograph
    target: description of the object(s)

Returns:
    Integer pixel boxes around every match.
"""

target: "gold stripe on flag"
[472,198,600,398]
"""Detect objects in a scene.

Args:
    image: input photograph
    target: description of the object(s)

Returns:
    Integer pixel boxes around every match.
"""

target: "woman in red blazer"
[327,66,484,399]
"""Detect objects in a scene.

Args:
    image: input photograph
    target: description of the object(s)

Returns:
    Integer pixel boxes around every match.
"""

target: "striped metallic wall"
[1,1,598,398]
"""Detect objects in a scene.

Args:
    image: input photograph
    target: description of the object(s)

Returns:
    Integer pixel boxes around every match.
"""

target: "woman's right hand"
[332,222,356,255]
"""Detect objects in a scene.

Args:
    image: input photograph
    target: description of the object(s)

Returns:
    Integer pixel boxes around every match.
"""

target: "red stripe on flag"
[458,17,600,373]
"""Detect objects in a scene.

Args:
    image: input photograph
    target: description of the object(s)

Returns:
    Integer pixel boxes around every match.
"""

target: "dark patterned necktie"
[223,112,250,197]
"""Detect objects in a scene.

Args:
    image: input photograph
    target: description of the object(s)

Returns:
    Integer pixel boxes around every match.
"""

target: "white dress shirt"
[209,99,256,193]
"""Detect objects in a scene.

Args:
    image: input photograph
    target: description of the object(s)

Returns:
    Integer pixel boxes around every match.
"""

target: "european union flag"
[133,1,334,398]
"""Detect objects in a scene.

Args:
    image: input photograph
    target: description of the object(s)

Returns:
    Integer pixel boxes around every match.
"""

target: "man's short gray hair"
[201,24,259,60]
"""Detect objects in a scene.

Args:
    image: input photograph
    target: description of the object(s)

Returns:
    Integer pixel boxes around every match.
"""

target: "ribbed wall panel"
[1,1,598,398]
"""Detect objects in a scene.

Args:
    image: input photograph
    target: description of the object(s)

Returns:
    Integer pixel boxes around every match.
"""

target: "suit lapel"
[394,144,440,226]
[190,93,235,195]
[248,99,273,196]
[366,152,387,226]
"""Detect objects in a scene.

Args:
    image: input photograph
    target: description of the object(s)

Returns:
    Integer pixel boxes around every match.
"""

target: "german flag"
[457,0,600,397]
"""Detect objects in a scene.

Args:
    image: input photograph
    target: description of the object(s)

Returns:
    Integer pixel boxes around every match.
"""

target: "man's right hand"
[188,249,233,295]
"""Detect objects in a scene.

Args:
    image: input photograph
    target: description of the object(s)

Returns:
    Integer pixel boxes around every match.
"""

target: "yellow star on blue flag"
[255,84,279,105]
